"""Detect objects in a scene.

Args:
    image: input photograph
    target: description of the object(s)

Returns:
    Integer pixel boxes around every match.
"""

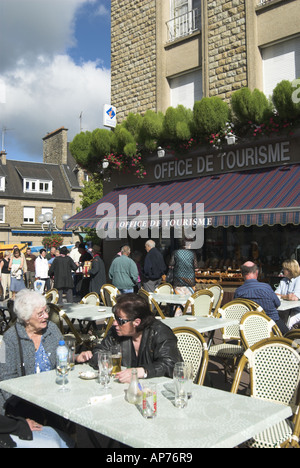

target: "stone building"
[0,127,84,249]
[111,0,300,119]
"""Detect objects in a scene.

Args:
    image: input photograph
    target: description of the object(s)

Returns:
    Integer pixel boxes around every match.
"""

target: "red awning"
[65,165,300,229]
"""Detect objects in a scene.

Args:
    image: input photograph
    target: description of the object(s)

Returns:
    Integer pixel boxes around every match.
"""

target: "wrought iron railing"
[166,8,201,42]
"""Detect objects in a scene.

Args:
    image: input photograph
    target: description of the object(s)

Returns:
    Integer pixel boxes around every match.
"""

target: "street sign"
[103,104,117,128]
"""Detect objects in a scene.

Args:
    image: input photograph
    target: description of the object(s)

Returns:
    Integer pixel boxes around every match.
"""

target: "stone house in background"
[0,127,85,249]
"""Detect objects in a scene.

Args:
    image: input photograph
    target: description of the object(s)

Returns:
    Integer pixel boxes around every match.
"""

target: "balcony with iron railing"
[166,8,201,43]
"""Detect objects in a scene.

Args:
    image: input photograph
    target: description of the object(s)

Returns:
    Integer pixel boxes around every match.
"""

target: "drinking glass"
[98,351,113,389]
[111,344,122,375]
[173,362,188,408]
[142,383,157,419]
[184,362,194,399]
[57,357,71,393]
[65,338,76,371]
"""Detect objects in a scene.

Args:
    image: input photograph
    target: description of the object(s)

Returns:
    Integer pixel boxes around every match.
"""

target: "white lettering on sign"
[154,141,291,180]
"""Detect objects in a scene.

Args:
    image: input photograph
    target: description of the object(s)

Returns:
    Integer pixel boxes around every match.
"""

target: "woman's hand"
[115,367,145,383]
[76,351,93,363]
[26,419,43,432]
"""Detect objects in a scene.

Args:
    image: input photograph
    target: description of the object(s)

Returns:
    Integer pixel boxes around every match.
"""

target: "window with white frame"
[170,69,203,109]
[23,206,35,224]
[23,178,52,194]
[167,0,201,41]
[262,36,300,97]
[0,206,5,223]
[0,176,5,192]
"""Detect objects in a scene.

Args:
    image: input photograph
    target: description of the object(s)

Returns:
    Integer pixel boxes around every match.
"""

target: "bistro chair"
[284,329,300,343]
[173,327,209,386]
[182,289,214,317]
[58,309,97,351]
[44,288,59,304]
[154,283,175,316]
[240,311,282,349]
[206,284,224,316]
[233,298,264,312]
[154,283,174,295]
[138,288,166,319]
[100,284,120,307]
[80,292,100,305]
[208,300,252,381]
[47,303,64,334]
[231,337,300,448]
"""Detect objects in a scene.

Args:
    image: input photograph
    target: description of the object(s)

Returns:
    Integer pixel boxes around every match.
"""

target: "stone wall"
[43,127,68,165]
[207,0,247,101]
[111,0,157,122]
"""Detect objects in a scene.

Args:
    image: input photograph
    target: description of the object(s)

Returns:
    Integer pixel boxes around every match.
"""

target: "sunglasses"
[114,315,133,326]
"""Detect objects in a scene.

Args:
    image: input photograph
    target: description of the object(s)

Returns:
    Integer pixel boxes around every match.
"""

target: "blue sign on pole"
[103,104,117,128]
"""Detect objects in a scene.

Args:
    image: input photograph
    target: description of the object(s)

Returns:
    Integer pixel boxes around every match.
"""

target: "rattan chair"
[138,288,166,319]
[154,283,174,295]
[100,284,120,307]
[182,289,214,317]
[206,284,224,316]
[232,298,264,312]
[284,329,300,342]
[231,337,300,448]
[173,327,208,385]
[240,311,282,349]
[80,292,100,305]
[47,303,64,334]
[58,310,97,350]
[208,300,252,381]
[44,288,59,304]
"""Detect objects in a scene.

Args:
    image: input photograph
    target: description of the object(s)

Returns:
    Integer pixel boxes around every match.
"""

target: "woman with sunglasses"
[78,293,181,383]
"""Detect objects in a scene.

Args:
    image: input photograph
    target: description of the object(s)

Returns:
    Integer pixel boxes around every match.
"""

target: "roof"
[0,159,72,201]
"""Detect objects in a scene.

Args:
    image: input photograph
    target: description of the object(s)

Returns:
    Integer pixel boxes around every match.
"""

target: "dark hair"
[113,293,155,332]
[240,263,259,277]
[39,248,46,254]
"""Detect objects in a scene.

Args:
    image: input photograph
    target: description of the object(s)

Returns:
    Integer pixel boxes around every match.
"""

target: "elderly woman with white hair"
[0,289,63,414]
[0,289,75,447]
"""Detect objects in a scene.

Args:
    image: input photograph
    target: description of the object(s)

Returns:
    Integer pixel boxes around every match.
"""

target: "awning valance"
[65,164,300,230]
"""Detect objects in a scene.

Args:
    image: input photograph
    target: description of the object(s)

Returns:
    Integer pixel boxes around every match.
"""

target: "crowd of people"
[0,238,299,448]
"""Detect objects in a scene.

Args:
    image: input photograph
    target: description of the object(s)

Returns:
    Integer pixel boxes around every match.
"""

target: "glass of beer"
[111,344,122,375]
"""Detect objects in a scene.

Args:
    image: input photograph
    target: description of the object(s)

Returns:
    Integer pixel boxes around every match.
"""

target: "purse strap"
[14,326,26,377]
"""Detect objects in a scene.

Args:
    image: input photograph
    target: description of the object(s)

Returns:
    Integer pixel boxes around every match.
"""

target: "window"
[167,0,201,41]
[23,178,52,194]
[23,206,35,224]
[0,206,5,223]
[262,36,300,97]
[170,69,203,109]
[0,176,5,192]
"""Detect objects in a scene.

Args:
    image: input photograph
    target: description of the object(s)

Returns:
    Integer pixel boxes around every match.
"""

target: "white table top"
[278,300,300,312]
[59,303,113,321]
[0,365,291,448]
[159,315,238,334]
[151,293,191,305]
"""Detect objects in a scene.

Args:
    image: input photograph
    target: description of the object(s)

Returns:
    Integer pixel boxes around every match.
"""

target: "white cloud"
[0,0,110,161]
[2,55,110,158]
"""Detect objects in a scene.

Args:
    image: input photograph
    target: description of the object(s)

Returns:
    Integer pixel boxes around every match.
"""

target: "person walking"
[142,240,166,292]
[88,245,106,294]
[0,251,11,299]
[35,249,50,292]
[109,245,138,294]
[9,248,26,300]
[48,246,78,303]
[24,247,36,290]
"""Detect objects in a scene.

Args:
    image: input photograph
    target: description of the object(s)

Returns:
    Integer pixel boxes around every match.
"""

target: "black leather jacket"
[90,319,182,379]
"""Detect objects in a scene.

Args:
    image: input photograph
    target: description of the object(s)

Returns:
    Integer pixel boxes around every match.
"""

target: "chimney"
[0,150,7,165]
[42,127,68,165]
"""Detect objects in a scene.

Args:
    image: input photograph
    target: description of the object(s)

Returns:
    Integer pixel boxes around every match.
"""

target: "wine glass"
[57,358,71,393]
[98,351,113,389]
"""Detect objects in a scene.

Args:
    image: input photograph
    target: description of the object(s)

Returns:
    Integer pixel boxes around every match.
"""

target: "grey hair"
[145,239,155,249]
[13,289,47,323]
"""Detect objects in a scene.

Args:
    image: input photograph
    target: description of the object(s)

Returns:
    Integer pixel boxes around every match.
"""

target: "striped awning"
[65,164,300,229]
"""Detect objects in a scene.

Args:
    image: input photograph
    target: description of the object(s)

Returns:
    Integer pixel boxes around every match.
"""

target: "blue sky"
[0,0,111,162]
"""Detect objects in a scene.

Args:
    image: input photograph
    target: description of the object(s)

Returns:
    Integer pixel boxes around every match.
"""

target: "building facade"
[111,0,300,119]
[0,127,84,249]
